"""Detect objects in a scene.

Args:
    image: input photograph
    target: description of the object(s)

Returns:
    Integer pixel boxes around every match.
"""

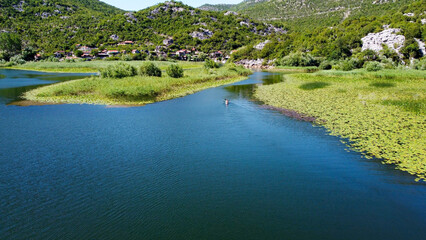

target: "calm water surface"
[0,69,425,240]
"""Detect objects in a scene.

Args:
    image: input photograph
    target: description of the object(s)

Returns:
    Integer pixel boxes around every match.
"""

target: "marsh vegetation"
[255,69,426,181]
[24,62,251,105]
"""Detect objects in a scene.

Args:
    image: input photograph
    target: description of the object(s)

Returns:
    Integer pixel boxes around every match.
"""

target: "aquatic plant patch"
[254,69,426,181]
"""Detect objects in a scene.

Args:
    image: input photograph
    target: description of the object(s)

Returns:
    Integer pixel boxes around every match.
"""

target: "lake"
[0,69,425,240]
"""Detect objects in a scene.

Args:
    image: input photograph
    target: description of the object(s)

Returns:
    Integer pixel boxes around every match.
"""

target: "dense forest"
[0,0,279,54]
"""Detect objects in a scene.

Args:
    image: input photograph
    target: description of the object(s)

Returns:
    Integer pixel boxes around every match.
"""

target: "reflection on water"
[0,70,425,240]
[225,72,285,99]
[0,85,44,104]
[225,84,257,99]
[262,73,285,85]
[0,69,92,103]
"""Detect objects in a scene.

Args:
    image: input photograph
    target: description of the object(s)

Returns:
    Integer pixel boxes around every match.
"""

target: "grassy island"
[24,62,251,106]
[255,69,426,181]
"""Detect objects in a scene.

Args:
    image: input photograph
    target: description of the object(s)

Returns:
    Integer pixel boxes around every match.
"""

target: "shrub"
[333,59,357,71]
[121,54,132,61]
[204,59,220,69]
[64,58,76,63]
[380,58,396,69]
[139,63,162,77]
[146,54,157,61]
[22,47,37,61]
[10,54,26,65]
[280,52,318,67]
[411,58,426,70]
[43,56,60,62]
[166,64,184,78]
[104,56,119,61]
[99,63,137,78]
[365,61,383,72]
[319,60,332,70]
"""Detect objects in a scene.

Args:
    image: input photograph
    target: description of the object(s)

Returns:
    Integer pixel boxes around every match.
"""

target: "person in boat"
[224,99,229,105]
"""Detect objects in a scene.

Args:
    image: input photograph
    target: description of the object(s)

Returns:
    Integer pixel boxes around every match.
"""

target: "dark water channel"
[0,69,425,240]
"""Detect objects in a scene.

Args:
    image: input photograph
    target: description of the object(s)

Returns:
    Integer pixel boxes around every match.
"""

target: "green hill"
[200,0,416,29]
[231,0,426,63]
[0,1,284,54]
[198,4,234,12]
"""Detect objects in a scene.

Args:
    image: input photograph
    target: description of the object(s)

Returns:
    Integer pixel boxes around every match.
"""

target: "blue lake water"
[0,69,425,239]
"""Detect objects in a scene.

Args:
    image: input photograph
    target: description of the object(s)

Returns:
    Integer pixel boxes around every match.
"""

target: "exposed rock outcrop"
[254,40,271,50]
[224,11,238,16]
[235,59,274,69]
[361,28,405,55]
[110,34,119,41]
[415,38,426,56]
[124,12,138,23]
[190,28,213,40]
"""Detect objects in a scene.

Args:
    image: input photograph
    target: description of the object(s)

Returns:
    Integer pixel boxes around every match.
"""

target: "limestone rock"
[361,28,405,55]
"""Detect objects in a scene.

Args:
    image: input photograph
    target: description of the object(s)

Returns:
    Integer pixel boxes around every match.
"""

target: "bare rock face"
[13,1,25,12]
[124,12,138,23]
[235,59,274,69]
[110,34,119,41]
[190,28,213,40]
[150,1,186,17]
[224,11,238,16]
[415,38,426,56]
[361,28,405,55]
[254,40,271,50]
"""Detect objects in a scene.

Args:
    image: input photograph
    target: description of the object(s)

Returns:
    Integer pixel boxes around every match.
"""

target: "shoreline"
[259,104,318,122]
[254,69,426,181]
[1,66,99,73]
[23,73,250,106]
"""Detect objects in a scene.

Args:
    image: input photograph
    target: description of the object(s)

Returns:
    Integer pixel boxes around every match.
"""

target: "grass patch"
[382,99,425,114]
[254,69,426,181]
[5,60,203,73]
[24,65,251,105]
[299,81,330,90]
[370,82,396,88]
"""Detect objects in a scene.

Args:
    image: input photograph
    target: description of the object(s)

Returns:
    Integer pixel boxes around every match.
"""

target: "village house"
[78,46,91,52]
[97,51,109,59]
[210,51,223,58]
[54,51,65,58]
[132,49,140,54]
[81,52,93,59]
[107,50,120,57]
[118,41,134,46]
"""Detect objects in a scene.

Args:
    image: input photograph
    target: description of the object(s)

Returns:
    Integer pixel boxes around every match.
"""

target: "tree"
[75,50,84,58]
[400,39,422,59]
[22,47,37,61]
[0,33,21,61]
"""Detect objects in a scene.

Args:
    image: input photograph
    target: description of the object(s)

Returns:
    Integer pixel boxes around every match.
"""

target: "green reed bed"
[8,61,203,73]
[254,69,426,181]
[24,66,251,105]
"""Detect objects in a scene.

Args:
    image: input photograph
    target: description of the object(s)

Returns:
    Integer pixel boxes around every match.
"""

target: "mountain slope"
[0,0,123,16]
[200,0,416,29]
[198,4,235,12]
[0,1,285,53]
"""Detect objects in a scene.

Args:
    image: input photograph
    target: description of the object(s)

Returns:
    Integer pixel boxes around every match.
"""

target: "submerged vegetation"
[24,62,251,105]
[254,69,426,181]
